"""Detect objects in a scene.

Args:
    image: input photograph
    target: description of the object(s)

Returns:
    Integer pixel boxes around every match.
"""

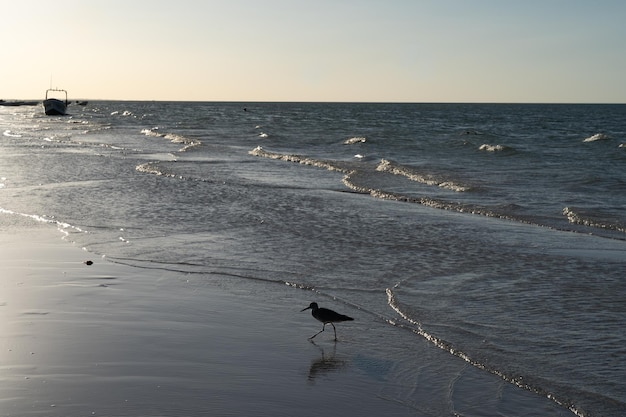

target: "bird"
[301,302,354,341]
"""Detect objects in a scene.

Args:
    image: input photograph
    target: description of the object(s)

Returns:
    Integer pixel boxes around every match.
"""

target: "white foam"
[141,128,162,138]
[0,207,85,237]
[136,162,167,176]
[479,144,507,152]
[376,159,470,192]
[141,128,201,151]
[3,130,22,138]
[344,136,366,145]
[249,146,346,172]
[562,206,625,233]
[583,133,610,142]
[111,110,134,117]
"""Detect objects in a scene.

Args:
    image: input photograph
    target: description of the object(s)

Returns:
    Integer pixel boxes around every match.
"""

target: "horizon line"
[3,98,626,105]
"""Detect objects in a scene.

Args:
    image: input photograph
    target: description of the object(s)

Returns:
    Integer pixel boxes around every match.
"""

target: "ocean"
[1,101,625,416]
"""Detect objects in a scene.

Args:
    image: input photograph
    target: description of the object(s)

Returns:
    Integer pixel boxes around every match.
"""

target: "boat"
[0,99,38,106]
[43,88,68,115]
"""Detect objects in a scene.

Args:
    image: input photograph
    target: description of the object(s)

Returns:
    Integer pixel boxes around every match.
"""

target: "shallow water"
[1,102,625,416]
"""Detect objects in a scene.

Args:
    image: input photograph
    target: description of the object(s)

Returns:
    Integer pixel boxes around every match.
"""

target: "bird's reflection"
[307,340,349,383]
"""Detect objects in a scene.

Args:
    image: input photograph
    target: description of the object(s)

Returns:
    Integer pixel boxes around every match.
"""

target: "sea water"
[1,102,625,416]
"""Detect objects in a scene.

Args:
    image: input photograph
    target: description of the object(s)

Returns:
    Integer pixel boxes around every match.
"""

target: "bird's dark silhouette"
[301,302,353,340]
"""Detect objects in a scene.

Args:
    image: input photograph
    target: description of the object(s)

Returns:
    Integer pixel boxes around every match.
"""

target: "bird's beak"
[301,306,311,312]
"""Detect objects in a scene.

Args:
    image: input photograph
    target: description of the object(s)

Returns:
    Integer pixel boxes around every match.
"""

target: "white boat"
[43,89,68,115]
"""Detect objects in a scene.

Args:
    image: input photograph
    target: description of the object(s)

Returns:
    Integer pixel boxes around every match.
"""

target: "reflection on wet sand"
[307,340,349,383]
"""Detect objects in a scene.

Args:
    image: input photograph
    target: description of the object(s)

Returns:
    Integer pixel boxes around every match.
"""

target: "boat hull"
[43,98,67,115]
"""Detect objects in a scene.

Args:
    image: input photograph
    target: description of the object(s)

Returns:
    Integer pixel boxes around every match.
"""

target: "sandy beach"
[0,221,573,417]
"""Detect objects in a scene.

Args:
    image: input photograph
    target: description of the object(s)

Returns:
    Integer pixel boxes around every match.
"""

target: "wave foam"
[376,159,470,192]
[3,130,22,138]
[563,207,625,233]
[479,144,509,152]
[385,287,586,417]
[141,128,201,152]
[249,147,605,235]
[248,146,347,172]
[344,137,366,145]
[136,162,171,177]
[140,128,162,138]
[583,133,610,142]
[111,110,135,117]
[0,207,86,238]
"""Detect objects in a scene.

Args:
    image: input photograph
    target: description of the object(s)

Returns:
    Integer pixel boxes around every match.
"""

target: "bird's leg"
[309,323,326,340]
[331,323,337,341]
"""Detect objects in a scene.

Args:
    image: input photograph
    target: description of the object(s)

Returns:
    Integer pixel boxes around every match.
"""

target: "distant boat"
[75,100,88,106]
[43,88,68,115]
[0,99,38,106]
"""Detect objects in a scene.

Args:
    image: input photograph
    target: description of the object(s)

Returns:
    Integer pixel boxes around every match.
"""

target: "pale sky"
[3,0,626,103]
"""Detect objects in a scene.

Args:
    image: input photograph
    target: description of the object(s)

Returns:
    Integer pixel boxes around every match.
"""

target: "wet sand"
[0,225,572,416]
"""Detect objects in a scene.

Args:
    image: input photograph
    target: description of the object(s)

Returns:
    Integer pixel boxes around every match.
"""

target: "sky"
[3,0,626,103]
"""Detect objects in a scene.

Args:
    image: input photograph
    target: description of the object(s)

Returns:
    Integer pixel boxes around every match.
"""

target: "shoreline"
[1,222,573,416]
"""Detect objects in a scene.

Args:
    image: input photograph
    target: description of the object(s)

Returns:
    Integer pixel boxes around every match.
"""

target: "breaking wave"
[110,110,135,117]
[344,136,367,144]
[563,207,625,233]
[0,207,86,239]
[376,159,470,192]
[136,162,168,177]
[250,147,504,218]
[248,146,348,172]
[141,128,201,152]
[3,130,22,138]
[250,146,626,238]
[385,287,586,417]
[583,133,610,142]
[479,143,511,152]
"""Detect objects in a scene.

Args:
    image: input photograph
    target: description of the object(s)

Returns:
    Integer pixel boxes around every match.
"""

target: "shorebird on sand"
[301,302,354,341]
